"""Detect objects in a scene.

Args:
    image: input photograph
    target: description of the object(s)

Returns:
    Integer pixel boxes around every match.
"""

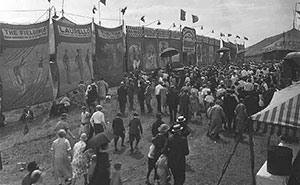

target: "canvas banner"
[53,20,93,97]
[143,38,158,71]
[95,24,124,86]
[0,20,53,111]
[126,37,143,71]
[157,38,170,68]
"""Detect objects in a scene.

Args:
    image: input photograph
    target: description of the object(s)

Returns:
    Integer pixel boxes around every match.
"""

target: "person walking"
[166,85,179,123]
[234,98,248,138]
[112,113,125,151]
[179,89,190,122]
[223,89,238,131]
[117,81,127,116]
[151,113,164,137]
[207,100,226,141]
[163,124,189,185]
[71,133,88,185]
[137,80,146,114]
[90,105,106,135]
[127,78,135,111]
[155,82,164,113]
[128,112,143,152]
[78,106,90,138]
[145,81,153,113]
[51,129,73,185]
[55,113,75,140]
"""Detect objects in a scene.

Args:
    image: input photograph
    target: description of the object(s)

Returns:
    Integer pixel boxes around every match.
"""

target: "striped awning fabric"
[252,82,300,130]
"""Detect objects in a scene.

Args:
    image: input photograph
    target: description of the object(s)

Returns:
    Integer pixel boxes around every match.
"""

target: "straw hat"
[158,124,170,133]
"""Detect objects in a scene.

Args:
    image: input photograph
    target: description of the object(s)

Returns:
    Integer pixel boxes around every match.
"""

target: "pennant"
[92,5,97,14]
[172,23,176,27]
[211,30,214,33]
[236,35,240,39]
[244,36,248,40]
[140,16,145,23]
[296,10,300,15]
[200,25,203,30]
[100,0,106,5]
[48,0,51,2]
[220,33,225,37]
[228,33,232,37]
[121,6,127,15]
[180,9,186,21]
[192,15,199,23]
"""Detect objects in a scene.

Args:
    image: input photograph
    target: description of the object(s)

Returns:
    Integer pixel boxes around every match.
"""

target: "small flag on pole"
[121,6,127,15]
[100,0,106,5]
[92,5,97,14]
[192,15,199,23]
[220,33,225,37]
[244,36,248,40]
[228,33,232,37]
[140,16,145,23]
[180,9,186,21]
[236,35,240,39]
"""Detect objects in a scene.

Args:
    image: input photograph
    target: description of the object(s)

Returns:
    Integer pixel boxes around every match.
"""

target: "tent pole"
[249,119,256,185]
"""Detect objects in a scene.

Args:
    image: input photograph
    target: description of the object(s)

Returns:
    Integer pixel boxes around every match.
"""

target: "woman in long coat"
[51,129,72,185]
[190,89,200,121]
[234,98,248,136]
[89,143,111,185]
[207,100,226,140]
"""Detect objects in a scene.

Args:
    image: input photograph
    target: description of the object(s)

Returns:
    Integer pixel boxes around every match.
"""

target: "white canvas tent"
[252,82,300,130]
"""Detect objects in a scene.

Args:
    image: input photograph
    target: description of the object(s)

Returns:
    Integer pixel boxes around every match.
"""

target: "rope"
[216,134,242,185]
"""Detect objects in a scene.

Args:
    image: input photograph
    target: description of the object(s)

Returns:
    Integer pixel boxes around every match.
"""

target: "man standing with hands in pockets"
[128,112,143,152]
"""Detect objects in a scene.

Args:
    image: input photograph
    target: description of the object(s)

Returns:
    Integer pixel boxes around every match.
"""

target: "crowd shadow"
[129,149,144,160]
[185,163,195,173]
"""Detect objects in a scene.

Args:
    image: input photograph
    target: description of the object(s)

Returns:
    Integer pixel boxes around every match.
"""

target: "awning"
[251,82,300,136]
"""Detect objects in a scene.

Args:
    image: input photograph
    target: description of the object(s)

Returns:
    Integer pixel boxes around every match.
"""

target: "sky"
[0,0,298,47]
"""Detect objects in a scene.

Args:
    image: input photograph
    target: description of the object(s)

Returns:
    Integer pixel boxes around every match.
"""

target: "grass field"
[0,89,281,185]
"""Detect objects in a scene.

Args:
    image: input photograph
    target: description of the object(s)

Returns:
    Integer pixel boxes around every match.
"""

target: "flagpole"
[98,0,101,25]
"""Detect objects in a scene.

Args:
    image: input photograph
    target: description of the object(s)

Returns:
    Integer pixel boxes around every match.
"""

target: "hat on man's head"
[156,113,162,119]
[171,124,183,133]
[27,161,39,172]
[61,113,67,117]
[117,112,122,117]
[96,105,103,110]
[158,124,170,133]
[133,112,139,117]
[81,106,87,109]
[176,116,186,123]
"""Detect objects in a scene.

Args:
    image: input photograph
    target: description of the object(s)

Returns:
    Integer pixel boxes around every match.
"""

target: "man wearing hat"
[179,89,190,122]
[127,78,135,111]
[163,124,189,185]
[90,105,106,135]
[78,106,91,138]
[128,112,143,152]
[22,161,42,185]
[223,89,238,131]
[207,100,226,140]
[55,113,75,139]
[151,113,164,137]
[112,113,125,151]
[166,85,179,123]
[144,80,153,113]
[117,81,128,116]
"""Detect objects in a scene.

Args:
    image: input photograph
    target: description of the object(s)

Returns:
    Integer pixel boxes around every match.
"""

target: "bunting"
[192,15,199,23]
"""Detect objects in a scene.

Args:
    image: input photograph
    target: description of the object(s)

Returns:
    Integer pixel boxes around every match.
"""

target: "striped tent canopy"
[251,82,300,136]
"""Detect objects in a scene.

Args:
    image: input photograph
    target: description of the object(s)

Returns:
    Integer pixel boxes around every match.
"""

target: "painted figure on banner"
[159,41,169,68]
[197,44,202,65]
[209,46,214,64]
[101,43,123,70]
[75,49,84,81]
[144,44,157,71]
[128,44,141,71]
[85,49,93,79]
[12,56,27,94]
[34,50,44,83]
[63,49,71,84]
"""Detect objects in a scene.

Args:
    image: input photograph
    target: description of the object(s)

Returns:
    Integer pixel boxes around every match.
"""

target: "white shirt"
[90,111,105,127]
[60,96,71,106]
[155,84,164,95]
[241,69,248,77]
[81,111,90,124]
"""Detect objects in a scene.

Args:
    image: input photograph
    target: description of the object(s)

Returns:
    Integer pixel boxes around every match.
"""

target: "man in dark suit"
[179,89,190,122]
[166,85,179,123]
[163,124,189,185]
[117,81,127,116]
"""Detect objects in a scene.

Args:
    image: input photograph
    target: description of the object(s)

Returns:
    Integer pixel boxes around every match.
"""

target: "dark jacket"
[117,86,127,103]
[166,89,179,108]
[151,120,164,137]
[137,83,146,100]
[112,117,125,135]
[179,93,190,108]
[129,118,143,135]
[163,133,189,170]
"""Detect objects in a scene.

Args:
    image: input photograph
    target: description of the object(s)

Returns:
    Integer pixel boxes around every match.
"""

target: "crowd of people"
[20,61,292,185]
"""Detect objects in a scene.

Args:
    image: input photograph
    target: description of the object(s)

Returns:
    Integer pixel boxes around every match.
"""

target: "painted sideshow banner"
[95,24,124,86]
[143,38,158,71]
[53,20,92,97]
[208,38,215,64]
[182,27,196,53]
[157,29,170,69]
[202,37,209,65]
[126,26,143,71]
[196,43,203,65]
[0,20,53,111]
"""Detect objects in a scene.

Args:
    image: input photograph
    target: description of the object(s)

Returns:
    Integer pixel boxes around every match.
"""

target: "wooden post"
[249,119,256,185]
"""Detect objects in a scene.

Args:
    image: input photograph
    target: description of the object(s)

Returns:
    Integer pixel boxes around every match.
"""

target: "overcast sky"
[0,0,298,46]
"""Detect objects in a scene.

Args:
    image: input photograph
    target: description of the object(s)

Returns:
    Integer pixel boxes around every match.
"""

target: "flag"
[100,0,106,5]
[296,10,300,15]
[211,30,214,33]
[192,15,199,23]
[140,16,145,23]
[121,6,127,15]
[236,35,240,39]
[180,9,186,21]
[244,36,248,40]
[200,25,203,30]
[92,5,97,14]
[48,0,51,2]
[228,33,232,37]
[172,23,176,27]
[220,33,225,37]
